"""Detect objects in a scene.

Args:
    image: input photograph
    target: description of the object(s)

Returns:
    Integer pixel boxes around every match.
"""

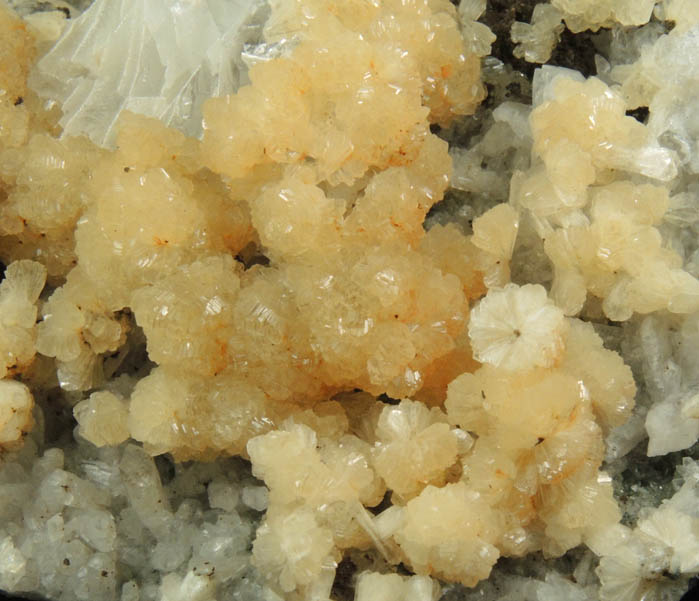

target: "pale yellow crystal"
[542,181,698,319]
[0,260,46,378]
[0,378,33,447]
[558,320,635,431]
[131,255,241,377]
[551,0,657,32]
[469,203,520,287]
[0,4,35,150]
[530,77,676,183]
[247,422,383,509]
[354,571,440,601]
[252,504,337,594]
[128,367,281,461]
[658,0,699,32]
[372,399,459,501]
[512,73,699,321]
[74,390,129,447]
[445,313,633,560]
[511,4,564,64]
[394,482,500,587]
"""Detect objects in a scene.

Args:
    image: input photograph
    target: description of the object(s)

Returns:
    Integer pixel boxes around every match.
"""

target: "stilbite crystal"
[0,1,699,601]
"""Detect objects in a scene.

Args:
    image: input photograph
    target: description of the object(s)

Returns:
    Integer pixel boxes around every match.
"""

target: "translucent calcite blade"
[29,0,267,147]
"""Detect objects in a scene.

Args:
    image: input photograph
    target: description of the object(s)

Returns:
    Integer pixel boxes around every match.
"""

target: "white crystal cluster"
[29,0,266,147]
[595,458,699,601]
[0,431,270,601]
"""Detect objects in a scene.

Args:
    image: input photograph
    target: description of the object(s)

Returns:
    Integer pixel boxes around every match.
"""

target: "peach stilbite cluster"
[0,0,496,444]
[511,72,699,320]
[0,0,662,599]
[81,0,492,460]
[0,260,46,448]
[0,6,89,281]
[0,8,50,449]
[245,283,636,596]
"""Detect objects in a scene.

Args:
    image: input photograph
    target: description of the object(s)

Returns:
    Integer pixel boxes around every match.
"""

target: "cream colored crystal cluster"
[1,1,698,600]
[244,284,635,597]
[0,260,46,446]
[550,0,658,32]
[0,8,49,450]
[511,71,699,321]
[511,4,565,64]
[511,0,660,64]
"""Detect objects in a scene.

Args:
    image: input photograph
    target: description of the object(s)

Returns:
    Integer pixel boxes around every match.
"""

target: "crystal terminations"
[1,1,699,601]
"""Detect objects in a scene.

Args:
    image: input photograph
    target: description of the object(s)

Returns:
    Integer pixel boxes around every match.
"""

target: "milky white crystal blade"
[29,0,266,147]
[468,283,567,371]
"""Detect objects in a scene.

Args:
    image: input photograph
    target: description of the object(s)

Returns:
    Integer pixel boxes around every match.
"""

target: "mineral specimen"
[0,1,698,601]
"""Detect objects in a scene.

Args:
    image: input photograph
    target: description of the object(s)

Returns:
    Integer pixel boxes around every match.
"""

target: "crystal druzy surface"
[0,1,698,601]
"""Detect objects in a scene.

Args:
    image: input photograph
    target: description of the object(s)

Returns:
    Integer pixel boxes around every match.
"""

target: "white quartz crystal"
[207,477,240,512]
[119,444,172,536]
[636,315,699,456]
[0,433,266,601]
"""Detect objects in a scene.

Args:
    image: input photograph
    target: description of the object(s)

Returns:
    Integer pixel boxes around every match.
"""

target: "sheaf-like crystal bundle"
[28,0,267,147]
